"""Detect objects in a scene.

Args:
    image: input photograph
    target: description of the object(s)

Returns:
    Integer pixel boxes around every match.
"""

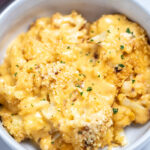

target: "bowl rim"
[0,0,150,150]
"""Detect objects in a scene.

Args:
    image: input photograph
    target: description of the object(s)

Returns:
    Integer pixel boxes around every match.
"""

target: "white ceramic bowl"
[0,0,150,150]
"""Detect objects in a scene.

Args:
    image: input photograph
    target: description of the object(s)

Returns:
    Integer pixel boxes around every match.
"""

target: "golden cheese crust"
[0,11,150,150]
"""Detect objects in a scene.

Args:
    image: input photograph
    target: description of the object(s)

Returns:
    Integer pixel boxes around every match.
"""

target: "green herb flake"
[91,30,94,33]
[75,84,80,88]
[16,65,19,68]
[132,79,135,84]
[120,45,124,50]
[90,39,94,42]
[30,67,33,70]
[118,64,125,68]
[51,141,55,144]
[42,99,46,101]
[82,74,86,77]
[78,131,82,134]
[126,28,133,35]
[72,103,74,105]
[121,54,124,59]
[107,30,111,33]
[113,108,118,114]
[60,61,65,64]
[14,72,17,77]
[67,46,70,49]
[89,59,93,63]
[31,104,34,107]
[97,60,100,63]
[98,74,100,78]
[80,92,83,96]
[87,87,92,92]
[126,28,131,33]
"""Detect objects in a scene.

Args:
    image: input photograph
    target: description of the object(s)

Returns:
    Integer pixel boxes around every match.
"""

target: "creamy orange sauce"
[0,11,150,150]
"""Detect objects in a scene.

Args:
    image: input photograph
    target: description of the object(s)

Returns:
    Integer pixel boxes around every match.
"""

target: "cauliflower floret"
[0,108,26,142]
[59,105,113,150]
[113,103,135,128]
[118,94,149,124]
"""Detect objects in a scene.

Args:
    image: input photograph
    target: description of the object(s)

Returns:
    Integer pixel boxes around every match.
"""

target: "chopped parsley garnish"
[97,60,100,63]
[118,64,125,68]
[98,74,100,78]
[78,131,82,134]
[85,53,89,56]
[120,45,124,50]
[79,73,86,77]
[57,109,60,112]
[51,141,54,144]
[91,30,94,33]
[121,54,124,59]
[80,92,83,96]
[14,72,17,77]
[75,84,80,88]
[126,28,130,33]
[30,67,33,70]
[126,28,133,34]
[16,65,19,68]
[87,87,92,92]
[72,103,74,105]
[67,46,70,49]
[132,79,135,84]
[42,99,46,101]
[113,108,118,114]
[89,59,93,63]
[60,61,65,64]
[107,30,111,33]
[90,39,94,42]
[82,74,86,77]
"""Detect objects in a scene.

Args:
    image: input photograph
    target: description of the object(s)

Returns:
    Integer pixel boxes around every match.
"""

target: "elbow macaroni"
[0,11,150,150]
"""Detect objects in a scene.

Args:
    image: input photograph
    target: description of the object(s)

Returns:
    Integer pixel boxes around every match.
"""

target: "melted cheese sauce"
[0,11,150,150]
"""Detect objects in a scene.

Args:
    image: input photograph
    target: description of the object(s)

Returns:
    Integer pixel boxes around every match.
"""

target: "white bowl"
[0,0,150,150]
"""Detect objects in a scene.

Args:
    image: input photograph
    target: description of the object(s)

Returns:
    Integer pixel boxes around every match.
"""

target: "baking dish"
[0,0,150,150]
